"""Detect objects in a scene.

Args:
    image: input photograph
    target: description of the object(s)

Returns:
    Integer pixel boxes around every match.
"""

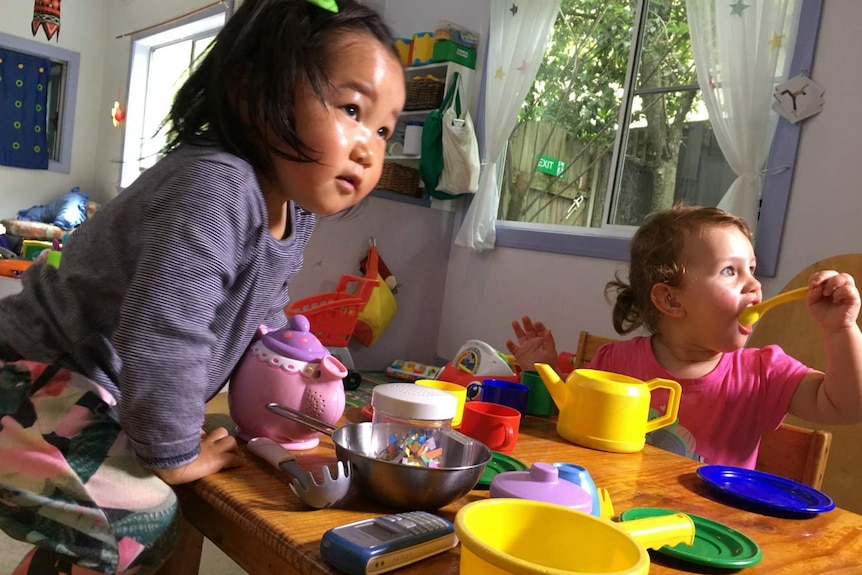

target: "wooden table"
[156,394,862,574]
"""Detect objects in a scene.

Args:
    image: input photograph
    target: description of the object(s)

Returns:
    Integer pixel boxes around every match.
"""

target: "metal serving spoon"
[738,286,809,327]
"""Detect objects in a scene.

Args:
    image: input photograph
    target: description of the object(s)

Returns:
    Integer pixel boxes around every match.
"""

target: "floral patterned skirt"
[0,344,180,574]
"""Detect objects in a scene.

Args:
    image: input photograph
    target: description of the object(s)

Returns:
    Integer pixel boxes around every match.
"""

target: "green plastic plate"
[476,451,528,490]
[619,507,762,569]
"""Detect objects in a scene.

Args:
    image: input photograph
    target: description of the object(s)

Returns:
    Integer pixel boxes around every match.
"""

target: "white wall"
[0,0,108,212]
[288,197,455,369]
[436,0,862,360]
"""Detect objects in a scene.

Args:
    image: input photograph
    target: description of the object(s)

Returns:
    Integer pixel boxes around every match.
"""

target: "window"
[0,32,79,174]
[495,0,822,277]
[119,3,232,189]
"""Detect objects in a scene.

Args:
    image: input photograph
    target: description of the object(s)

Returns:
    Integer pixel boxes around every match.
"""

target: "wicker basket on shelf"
[377,163,422,198]
[404,76,445,111]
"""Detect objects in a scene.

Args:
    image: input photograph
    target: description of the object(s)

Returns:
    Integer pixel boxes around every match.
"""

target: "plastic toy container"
[403,121,423,156]
[393,37,412,67]
[409,32,435,66]
[432,39,477,69]
[371,383,457,429]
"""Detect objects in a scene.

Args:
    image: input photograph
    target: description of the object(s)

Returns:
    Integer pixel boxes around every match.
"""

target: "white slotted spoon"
[248,437,351,509]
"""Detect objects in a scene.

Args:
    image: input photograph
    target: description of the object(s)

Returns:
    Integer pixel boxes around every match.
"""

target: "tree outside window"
[498,0,734,230]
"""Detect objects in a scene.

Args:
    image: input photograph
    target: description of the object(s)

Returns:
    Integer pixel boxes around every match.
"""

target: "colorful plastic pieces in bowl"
[377,430,444,467]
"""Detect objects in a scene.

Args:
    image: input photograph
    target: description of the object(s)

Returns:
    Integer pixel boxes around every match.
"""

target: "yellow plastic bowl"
[455,499,692,575]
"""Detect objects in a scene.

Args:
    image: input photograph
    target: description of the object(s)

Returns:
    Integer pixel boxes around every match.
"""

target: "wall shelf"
[370,189,431,207]
[400,109,435,118]
[376,61,475,206]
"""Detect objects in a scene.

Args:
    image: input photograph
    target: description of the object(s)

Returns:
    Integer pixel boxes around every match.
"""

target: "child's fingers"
[511,320,526,340]
[831,283,861,306]
[203,426,231,443]
[809,270,847,290]
[812,272,857,299]
[218,449,246,470]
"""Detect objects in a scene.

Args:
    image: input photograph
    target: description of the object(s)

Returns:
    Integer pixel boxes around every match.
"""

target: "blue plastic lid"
[260,314,328,362]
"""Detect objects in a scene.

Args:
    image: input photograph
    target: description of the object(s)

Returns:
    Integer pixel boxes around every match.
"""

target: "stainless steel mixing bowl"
[331,422,492,510]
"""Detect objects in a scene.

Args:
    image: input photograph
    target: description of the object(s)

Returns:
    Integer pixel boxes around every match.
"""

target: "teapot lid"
[261,315,329,362]
[489,462,593,512]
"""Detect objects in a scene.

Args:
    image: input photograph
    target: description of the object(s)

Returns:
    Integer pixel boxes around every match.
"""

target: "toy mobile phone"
[320,511,458,575]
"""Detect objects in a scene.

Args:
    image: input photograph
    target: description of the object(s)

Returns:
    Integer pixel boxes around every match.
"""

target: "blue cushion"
[48,187,89,229]
[16,187,89,230]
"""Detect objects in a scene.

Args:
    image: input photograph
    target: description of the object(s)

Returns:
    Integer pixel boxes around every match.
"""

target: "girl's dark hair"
[165,0,399,181]
[605,204,753,335]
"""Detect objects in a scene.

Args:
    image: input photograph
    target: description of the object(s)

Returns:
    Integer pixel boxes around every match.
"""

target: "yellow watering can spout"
[534,363,566,411]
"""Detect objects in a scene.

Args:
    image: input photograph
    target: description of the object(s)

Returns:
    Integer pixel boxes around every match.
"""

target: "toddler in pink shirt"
[508,205,862,468]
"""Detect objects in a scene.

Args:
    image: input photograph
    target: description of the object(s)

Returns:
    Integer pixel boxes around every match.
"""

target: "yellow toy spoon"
[738,286,809,327]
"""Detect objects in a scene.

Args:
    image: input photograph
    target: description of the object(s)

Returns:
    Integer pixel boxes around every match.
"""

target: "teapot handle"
[643,378,682,433]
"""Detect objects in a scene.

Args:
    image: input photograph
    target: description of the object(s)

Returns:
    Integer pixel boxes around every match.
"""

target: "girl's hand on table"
[153,427,245,485]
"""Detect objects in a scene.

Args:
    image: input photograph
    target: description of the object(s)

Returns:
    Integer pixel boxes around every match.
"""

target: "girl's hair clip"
[308,0,338,13]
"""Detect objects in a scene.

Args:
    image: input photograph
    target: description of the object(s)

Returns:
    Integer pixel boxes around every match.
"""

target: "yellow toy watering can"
[534,366,681,453]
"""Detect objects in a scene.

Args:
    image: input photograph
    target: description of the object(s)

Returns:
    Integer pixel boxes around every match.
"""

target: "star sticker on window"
[496,66,506,80]
[510,3,518,16]
[516,60,528,73]
[768,32,784,49]
[729,0,749,16]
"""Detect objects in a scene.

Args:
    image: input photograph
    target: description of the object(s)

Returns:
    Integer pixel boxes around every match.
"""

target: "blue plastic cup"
[467,379,530,419]
[553,462,600,517]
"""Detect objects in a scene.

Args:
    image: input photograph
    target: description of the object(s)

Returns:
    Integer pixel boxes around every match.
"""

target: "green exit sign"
[536,154,566,177]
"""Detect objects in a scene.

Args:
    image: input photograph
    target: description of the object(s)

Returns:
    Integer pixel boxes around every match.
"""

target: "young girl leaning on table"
[0,0,405,573]
[507,204,862,469]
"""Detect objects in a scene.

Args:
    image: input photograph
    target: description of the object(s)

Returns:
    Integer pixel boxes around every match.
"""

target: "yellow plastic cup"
[414,379,467,427]
[455,499,693,575]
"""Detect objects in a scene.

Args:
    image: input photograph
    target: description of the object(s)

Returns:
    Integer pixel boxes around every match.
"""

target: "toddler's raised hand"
[807,271,861,331]
[506,315,558,371]
[154,427,245,485]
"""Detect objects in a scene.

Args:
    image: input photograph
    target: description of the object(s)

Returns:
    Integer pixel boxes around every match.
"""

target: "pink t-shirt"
[589,337,809,468]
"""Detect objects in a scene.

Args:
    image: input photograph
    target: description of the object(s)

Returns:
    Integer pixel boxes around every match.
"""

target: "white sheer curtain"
[454,0,559,250]
[687,0,801,229]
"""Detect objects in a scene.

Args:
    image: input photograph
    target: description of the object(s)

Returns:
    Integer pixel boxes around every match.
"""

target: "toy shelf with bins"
[371,61,475,206]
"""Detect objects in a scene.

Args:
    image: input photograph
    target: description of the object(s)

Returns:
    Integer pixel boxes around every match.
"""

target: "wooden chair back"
[573,330,618,369]
[747,253,862,505]
[756,423,830,489]
[573,330,831,489]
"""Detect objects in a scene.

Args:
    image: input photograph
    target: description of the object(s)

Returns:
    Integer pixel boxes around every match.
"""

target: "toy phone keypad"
[320,511,458,575]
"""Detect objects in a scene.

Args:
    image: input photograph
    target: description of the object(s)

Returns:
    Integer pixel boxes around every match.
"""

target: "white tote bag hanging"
[438,74,480,196]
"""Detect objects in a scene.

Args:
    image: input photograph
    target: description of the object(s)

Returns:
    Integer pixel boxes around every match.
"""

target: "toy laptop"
[436,339,519,387]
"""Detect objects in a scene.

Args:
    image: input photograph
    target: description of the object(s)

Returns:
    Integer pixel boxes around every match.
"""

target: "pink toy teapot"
[229,314,348,450]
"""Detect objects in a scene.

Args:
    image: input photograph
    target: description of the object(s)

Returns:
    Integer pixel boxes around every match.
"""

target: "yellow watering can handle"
[644,378,682,433]
[617,513,695,550]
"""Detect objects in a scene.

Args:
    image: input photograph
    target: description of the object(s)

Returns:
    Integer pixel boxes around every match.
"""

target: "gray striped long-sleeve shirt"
[0,142,315,468]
